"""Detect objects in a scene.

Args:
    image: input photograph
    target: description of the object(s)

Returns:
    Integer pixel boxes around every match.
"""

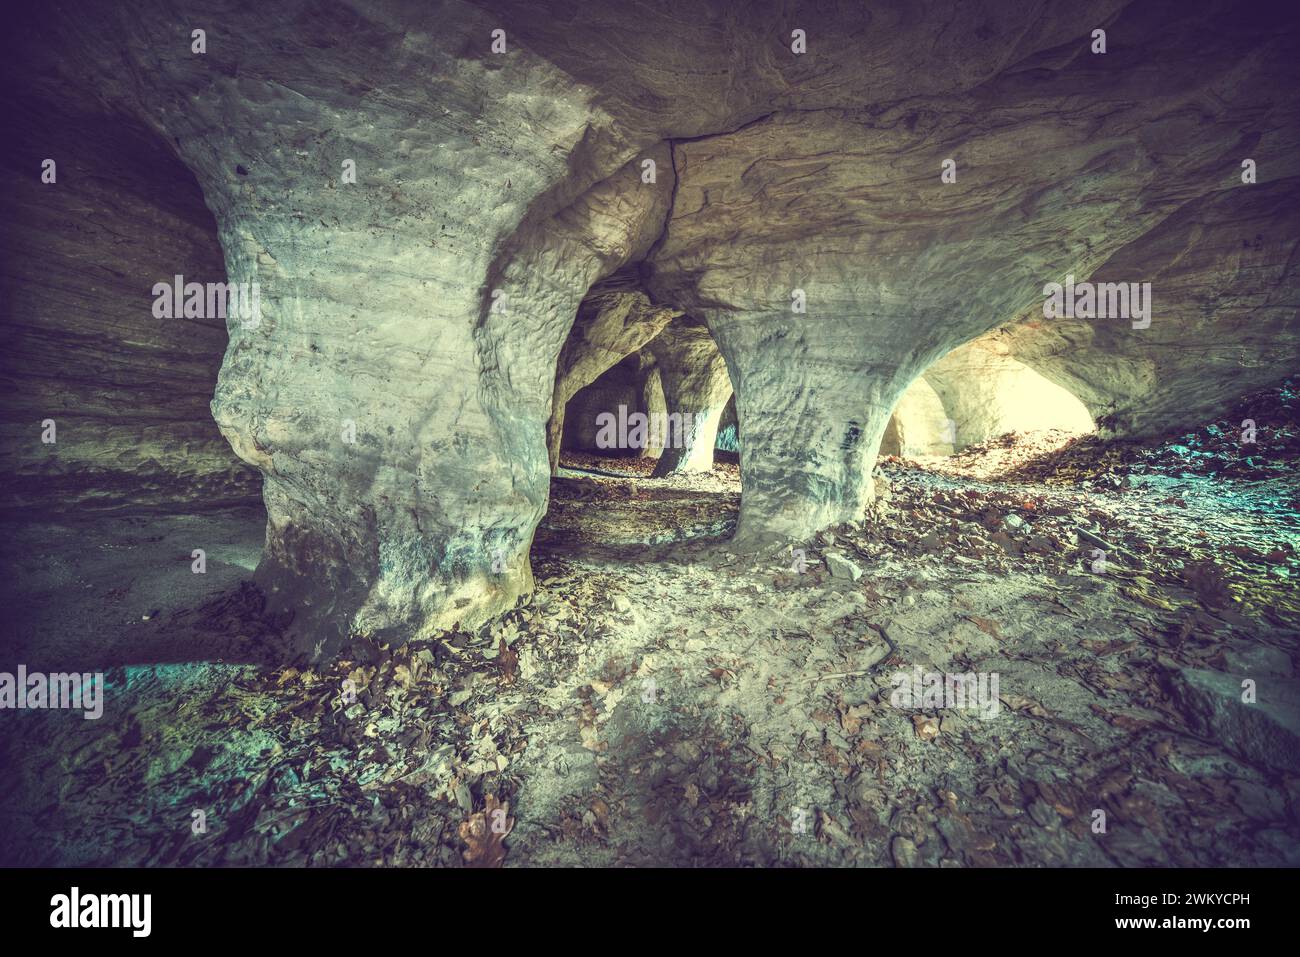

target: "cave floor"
[2,449,1297,867]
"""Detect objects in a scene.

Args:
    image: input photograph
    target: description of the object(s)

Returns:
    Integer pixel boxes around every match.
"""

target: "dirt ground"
[2,427,1297,867]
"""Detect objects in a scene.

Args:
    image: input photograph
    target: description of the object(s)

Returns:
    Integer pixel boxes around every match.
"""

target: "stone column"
[646,324,734,476]
[545,286,676,472]
[66,0,672,660]
[636,358,668,459]
[700,310,915,543]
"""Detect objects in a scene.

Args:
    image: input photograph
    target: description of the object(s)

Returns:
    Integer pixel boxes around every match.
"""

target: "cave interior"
[1,0,1298,869]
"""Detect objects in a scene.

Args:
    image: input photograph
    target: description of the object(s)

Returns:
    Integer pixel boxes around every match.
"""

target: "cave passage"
[882,337,1097,464]
[2,0,1299,876]
[537,327,740,560]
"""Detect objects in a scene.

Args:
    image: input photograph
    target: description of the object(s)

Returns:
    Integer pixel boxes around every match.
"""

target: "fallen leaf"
[458,794,513,868]
[966,616,1002,640]
[912,714,940,741]
[496,637,518,685]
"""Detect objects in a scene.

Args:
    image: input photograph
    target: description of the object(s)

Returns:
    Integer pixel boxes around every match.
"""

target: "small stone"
[824,550,863,581]
[1166,667,1300,773]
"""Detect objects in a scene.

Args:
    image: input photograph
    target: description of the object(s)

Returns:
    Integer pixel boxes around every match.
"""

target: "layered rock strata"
[4,0,1296,655]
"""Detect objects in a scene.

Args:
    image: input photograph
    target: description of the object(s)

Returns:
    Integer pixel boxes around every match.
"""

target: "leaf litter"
[2,405,1298,867]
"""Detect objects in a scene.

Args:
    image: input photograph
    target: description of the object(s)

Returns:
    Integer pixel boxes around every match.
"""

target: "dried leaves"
[458,794,513,868]
[911,714,940,741]
[1182,559,1234,609]
[495,637,519,685]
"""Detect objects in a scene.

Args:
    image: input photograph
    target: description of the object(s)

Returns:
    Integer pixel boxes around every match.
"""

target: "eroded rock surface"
[25,1,669,658]
[5,0,1298,654]
[0,36,259,512]
[989,182,1300,437]
[922,341,1093,450]
[646,323,734,476]
[644,3,1300,541]
[546,269,678,471]
[880,379,953,458]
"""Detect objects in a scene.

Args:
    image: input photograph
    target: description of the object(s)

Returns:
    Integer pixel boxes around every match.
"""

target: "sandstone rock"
[4,0,1297,660]
[546,283,677,470]
[923,344,1093,451]
[880,379,954,458]
[0,60,259,512]
[992,182,1300,438]
[824,551,864,582]
[1166,667,1300,774]
[646,322,734,476]
[715,396,740,453]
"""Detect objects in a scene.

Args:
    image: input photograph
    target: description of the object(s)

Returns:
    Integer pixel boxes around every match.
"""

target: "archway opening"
[0,82,265,671]
[882,343,1095,477]
[536,313,738,559]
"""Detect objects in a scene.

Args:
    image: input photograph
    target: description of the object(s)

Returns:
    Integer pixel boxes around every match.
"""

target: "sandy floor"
[1,448,1297,867]
[1,508,266,670]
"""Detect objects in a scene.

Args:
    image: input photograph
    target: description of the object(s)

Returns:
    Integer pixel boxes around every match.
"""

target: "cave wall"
[8,0,1298,658]
[642,0,1300,542]
[716,396,739,453]
[33,0,677,659]
[545,266,678,471]
[0,24,260,512]
[560,355,653,453]
[646,323,734,476]
[988,181,1300,437]
[880,378,954,458]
